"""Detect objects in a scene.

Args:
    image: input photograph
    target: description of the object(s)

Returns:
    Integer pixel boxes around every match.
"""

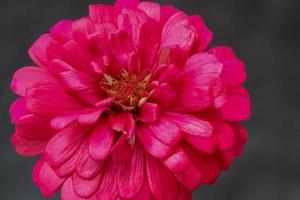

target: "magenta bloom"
[10,0,251,199]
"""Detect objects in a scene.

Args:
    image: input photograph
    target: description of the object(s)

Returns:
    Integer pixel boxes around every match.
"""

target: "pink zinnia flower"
[10,0,251,199]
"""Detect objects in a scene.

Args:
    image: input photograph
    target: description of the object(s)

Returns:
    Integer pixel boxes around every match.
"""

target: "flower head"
[10,0,251,199]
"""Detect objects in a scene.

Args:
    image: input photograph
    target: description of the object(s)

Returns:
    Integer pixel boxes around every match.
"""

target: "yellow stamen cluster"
[100,69,151,111]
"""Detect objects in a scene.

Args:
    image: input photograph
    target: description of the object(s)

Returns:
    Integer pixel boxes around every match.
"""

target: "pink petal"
[156,64,182,85]
[114,0,140,12]
[220,93,251,122]
[136,19,160,68]
[184,54,223,90]
[146,154,178,200]
[166,112,213,138]
[149,83,176,110]
[51,113,79,130]
[28,34,64,67]
[48,59,75,76]
[221,59,247,87]
[118,9,148,46]
[62,40,94,73]
[135,179,154,200]
[61,177,97,200]
[50,20,73,44]
[138,2,161,21]
[89,4,116,23]
[186,134,218,154]
[209,46,236,61]
[96,162,119,200]
[184,52,218,71]
[72,17,95,45]
[77,108,105,126]
[111,134,134,162]
[185,146,221,185]
[217,151,234,170]
[148,117,182,146]
[157,46,189,68]
[137,126,173,159]
[216,122,235,151]
[161,12,196,50]
[9,98,30,123]
[44,123,88,167]
[232,124,248,156]
[109,29,135,67]
[14,114,54,140]
[138,103,160,123]
[26,83,84,117]
[177,188,192,200]
[59,70,96,91]
[88,120,115,160]
[108,112,135,138]
[174,163,203,190]
[117,142,145,198]
[73,172,102,198]
[11,66,55,96]
[174,85,211,112]
[164,147,190,173]
[189,15,213,52]
[53,143,84,177]
[11,134,47,157]
[160,5,178,25]
[32,159,65,197]
[76,147,103,179]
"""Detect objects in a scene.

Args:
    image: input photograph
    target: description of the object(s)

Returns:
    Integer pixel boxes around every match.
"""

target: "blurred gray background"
[0,0,299,199]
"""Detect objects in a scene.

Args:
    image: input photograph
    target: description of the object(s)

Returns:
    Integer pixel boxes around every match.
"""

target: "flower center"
[100,69,152,111]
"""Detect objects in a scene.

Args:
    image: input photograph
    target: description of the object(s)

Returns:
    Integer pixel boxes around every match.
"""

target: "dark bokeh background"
[1,0,299,199]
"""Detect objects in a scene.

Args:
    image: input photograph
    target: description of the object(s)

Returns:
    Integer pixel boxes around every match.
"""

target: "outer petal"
[72,172,102,198]
[166,112,213,138]
[53,143,84,177]
[89,4,116,23]
[137,19,161,68]
[14,114,55,140]
[138,2,161,22]
[76,145,103,179]
[186,134,218,154]
[9,98,29,123]
[146,154,178,200]
[148,117,182,146]
[232,124,248,156]
[114,0,140,12]
[29,34,64,67]
[44,123,88,167]
[58,70,97,91]
[117,142,145,199]
[164,147,190,173]
[11,134,48,157]
[109,29,135,67]
[88,120,115,160]
[161,12,197,50]
[33,159,65,197]
[50,20,73,44]
[185,146,221,185]
[26,83,84,117]
[11,66,56,96]
[189,15,213,52]
[220,93,251,121]
[61,177,97,200]
[96,162,119,200]
[137,126,173,159]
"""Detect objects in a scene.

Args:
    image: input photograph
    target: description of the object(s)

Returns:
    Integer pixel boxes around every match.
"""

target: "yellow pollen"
[100,69,151,111]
